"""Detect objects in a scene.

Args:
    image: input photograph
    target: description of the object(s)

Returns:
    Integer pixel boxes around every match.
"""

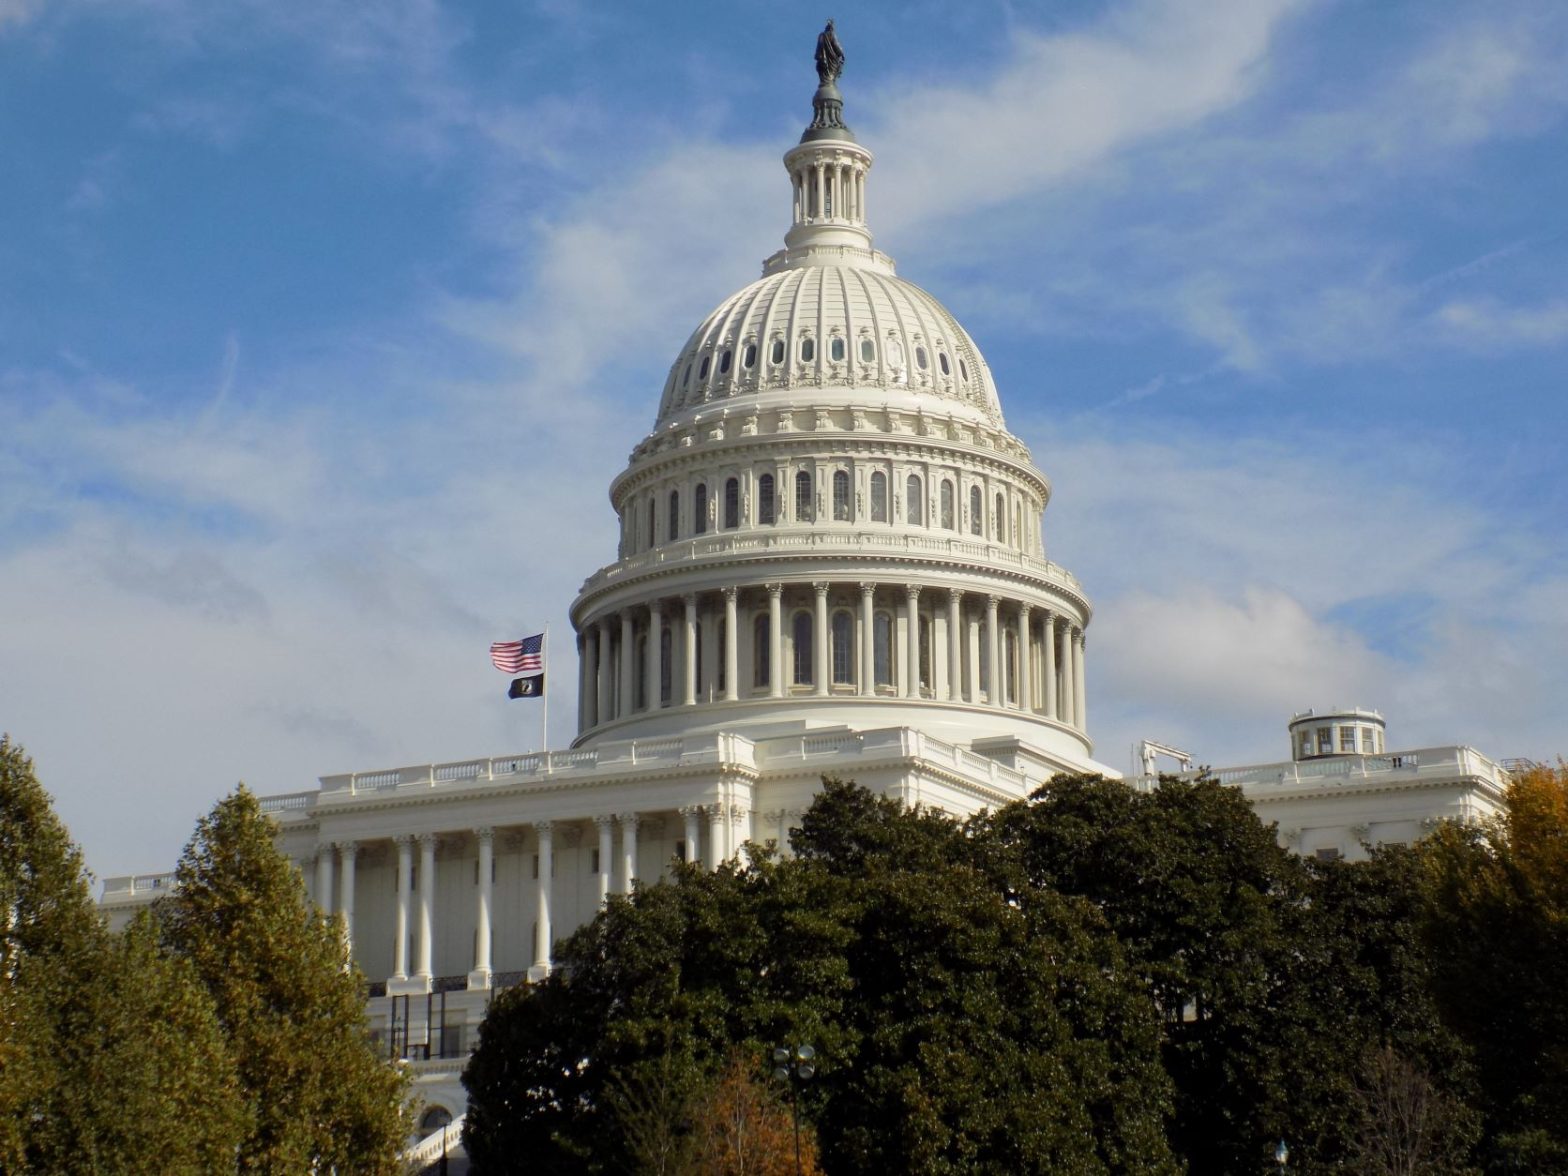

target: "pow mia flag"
[508,673,544,700]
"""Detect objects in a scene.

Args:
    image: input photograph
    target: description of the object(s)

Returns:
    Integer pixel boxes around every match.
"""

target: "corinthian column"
[1061,624,1077,727]
[723,588,739,702]
[595,815,614,905]
[392,835,413,980]
[1073,627,1087,731]
[532,822,554,978]
[905,585,922,697]
[620,812,641,891]
[415,833,436,980]
[314,844,334,914]
[619,611,635,715]
[336,841,357,956]
[582,627,599,730]
[647,600,663,710]
[767,584,784,699]
[1017,604,1032,713]
[469,828,493,989]
[985,595,1001,705]
[1043,611,1058,720]
[859,583,876,694]
[597,617,614,723]
[813,582,830,696]
[947,588,963,701]
[682,595,699,706]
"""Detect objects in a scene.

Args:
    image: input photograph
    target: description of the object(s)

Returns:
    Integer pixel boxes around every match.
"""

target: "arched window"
[978,626,991,698]
[800,337,815,363]
[832,470,850,521]
[959,358,969,382]
[647,494,656,549]
[873,612,893,687]
[870,471,888,522]
[698,355,711,380]
[420,1107,453,1134]
[906,475,924,526]
[694,624,704,697]
[758,473,776,525]
[719,349,732,375]
[659,627,673,703]
[742,343,756,368]
[792,611,813,685]
[918,616,933,692]
[634,635,646,709]
[831,611,853,684]
[716,616,727,693]
[753,615,769,688]
[995,493,1006,544]
[830,337,846,362]
[724,478,739,529]
[668,490,680,542]
[770,338,785,364]
[969,486,982,536]
[859,337,875,362]
[795,470,813,522]
[694,483,708,535]
[682,364,692,388]
[940,479,955,530]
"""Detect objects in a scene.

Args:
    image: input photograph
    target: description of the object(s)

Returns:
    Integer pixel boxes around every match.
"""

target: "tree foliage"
[465,778,1177,1175]
[155,785,408,1174]
[0,735,246,1174]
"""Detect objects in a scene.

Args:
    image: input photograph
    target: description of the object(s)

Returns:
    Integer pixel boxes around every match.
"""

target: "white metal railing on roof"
[1123,745,1506,795]
[400,1113,465,1170]
[258,791,314,813]
[577,529,1084,597]
[101,872,177,899]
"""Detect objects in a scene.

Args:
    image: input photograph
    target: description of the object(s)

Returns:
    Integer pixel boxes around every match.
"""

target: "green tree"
[465,779,1177,1175]
[156,785,408,1174]
[0,735,246,1174]
[1418,764,1568,1172]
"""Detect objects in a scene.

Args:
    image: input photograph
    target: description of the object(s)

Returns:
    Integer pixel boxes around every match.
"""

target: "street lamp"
[1274,1139,1289,1170]
[772,1043,816,1176]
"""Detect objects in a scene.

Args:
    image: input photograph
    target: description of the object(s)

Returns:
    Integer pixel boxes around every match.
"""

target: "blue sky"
[3,0,1565,880]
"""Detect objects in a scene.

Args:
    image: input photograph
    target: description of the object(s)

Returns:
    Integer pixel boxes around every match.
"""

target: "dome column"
[859,583,876,695]
[947,589,963,702]
[681,806,702,865]
[619,813,640,891]
[1060,624,1076,727]
[985,596,1001,705]
[596,617,614,724]
[1043,611,1058,721]
[813,583,830,697]
[767,584,784,698]
[723,588,739,702]
[1017,605,1032,713]
[619,612,636,716]
[682,595,699,706]
[576,633,591,733]
[647,600,664,710]
[1074,628,1088,731]
[904,586,922,698]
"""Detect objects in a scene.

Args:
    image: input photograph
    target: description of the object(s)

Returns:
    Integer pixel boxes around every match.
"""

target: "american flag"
[490,633,544,674]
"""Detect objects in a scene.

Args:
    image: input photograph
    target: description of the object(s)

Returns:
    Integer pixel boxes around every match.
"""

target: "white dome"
[654,263,1006,431]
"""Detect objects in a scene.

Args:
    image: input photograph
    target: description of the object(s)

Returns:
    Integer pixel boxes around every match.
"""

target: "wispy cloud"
[1434,298,1568,348]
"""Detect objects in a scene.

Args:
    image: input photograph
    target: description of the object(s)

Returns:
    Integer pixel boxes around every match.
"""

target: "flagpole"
[540,624,550,754]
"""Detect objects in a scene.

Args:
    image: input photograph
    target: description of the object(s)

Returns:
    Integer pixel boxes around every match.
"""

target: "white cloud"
[1434,298,1568,348]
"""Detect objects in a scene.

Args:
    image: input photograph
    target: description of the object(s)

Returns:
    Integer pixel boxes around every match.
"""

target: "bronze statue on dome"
[815,20,844,85]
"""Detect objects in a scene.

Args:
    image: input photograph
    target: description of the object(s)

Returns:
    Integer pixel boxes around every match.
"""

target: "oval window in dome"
[698,355,711,380]
[719,349,732,374]
[683,364,692,386]
[830,337,846,362]
[859,338,875,363]
[743,343,757,368]
[801,337,816,362]
[959,359,969,382]
[915,346,928,370]
[771,339,785,364]
[938,352,950,376]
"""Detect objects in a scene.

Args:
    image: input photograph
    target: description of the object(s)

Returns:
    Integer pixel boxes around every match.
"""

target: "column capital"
[593,813,616,830]
[618,812,642,831]
[812,581,830,596]
[905,583,922,601]
[729,804,749,822]
[417,832,438,849]
[859,581,876,596]
[648,597,664,615]
[333,840,359,856]
[534,820,554,837]
[766,582,784,598]
[1018,602,1032,619]
[473,827,493,844]
[683,592,698,608]
[678,805,703,818]
[393,834,415,848]
[723,585,738,602]
[985,594,1001,609]
[948,586,963,604]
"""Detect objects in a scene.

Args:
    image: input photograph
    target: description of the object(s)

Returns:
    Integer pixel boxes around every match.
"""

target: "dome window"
[724,477,739,529]
[694,483,708,535]
[758,473,776,524]
[940,480,955,530]
[830,337,846,362]
[959,359,969,382]
[906,475,924,526]
[800,337,816,362]
[793,611,814,686]
[915,346,928,370]
[668,490,680,542]
[969,486,982,536]
[859,338,875,363]
[770,339,786,364]
[833,470,850,521]
[938,352,950,376]
[683,364,692,387]
[742,343,757,369]
[698,356,711,380]
[719,349,732,375]
[795,470,814,522]
[870,471,888,523]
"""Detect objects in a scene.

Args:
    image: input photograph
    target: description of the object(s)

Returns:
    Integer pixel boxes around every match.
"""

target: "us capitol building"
[100,30,1512,1145]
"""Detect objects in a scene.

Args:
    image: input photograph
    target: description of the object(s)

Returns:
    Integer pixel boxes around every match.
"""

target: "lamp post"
[772,1043,816,1176]
[1274,1139,1289,1171]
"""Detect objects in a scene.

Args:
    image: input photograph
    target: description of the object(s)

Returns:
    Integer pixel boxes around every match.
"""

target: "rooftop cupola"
[774,21,881,266]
